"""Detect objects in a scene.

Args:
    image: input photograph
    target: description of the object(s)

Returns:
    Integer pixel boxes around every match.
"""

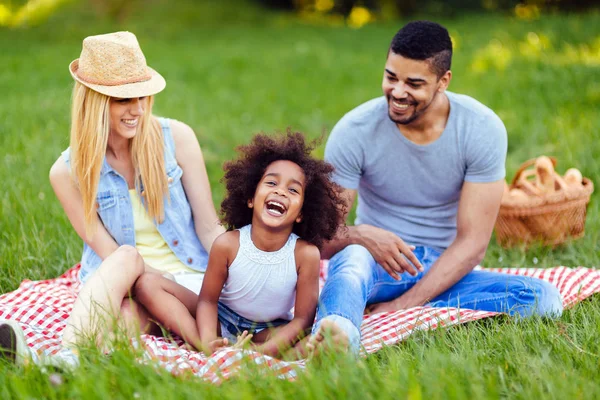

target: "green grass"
[1,0,600,398]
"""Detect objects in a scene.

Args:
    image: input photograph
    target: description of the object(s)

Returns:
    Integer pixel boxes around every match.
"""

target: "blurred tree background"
[1,0,598,28]
[0,0,141,27]
[260,0,598,26]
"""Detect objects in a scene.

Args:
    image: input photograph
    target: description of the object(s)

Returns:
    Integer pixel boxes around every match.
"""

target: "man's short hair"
[390,21,452,78]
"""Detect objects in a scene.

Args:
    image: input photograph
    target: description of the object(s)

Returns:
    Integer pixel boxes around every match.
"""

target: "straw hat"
[69,31,166,98]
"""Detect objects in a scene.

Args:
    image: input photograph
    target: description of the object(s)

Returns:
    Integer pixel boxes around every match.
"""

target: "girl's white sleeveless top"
[219,224,299,322]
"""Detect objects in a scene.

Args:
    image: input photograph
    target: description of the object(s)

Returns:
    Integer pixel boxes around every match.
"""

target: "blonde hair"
[69,82,168,239]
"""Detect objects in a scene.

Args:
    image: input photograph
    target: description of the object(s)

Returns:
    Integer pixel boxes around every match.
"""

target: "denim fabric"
[315,244,564,353]
[217,302,289,342]
[62,117,209,282]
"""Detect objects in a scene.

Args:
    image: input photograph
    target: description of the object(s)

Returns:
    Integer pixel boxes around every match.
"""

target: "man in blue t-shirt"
[308,21,563,353]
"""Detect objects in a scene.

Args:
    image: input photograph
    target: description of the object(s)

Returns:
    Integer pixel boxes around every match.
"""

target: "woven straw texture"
[495,158,594,247]
[69,31,165,98]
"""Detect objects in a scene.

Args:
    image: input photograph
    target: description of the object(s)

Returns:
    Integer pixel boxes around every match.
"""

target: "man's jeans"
[315,245,564,352]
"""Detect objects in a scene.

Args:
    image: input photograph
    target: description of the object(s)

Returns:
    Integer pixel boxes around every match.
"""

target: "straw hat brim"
[69,59,166,98]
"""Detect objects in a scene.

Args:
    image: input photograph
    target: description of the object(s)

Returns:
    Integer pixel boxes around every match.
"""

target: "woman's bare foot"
[306,320,350,356]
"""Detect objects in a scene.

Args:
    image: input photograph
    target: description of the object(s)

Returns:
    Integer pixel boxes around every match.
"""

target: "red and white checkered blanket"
[1,263,599,383]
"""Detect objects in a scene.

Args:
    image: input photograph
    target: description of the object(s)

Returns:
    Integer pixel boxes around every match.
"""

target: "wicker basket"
[494,157,594,248]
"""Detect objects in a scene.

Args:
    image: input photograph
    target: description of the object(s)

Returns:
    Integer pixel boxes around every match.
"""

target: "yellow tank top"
[129,190,195,274]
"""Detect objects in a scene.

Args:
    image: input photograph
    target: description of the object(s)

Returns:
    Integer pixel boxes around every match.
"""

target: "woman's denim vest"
[62,117,209,282]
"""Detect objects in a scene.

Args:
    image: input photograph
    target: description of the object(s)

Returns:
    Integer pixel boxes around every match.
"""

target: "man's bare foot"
[306,320,350,357]
[365,299,400,315]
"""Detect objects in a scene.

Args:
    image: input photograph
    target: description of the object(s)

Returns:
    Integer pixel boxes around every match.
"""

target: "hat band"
[76,69,152,87]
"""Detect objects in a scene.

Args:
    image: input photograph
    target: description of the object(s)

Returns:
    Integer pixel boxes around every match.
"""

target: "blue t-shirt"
[325,92,507,251]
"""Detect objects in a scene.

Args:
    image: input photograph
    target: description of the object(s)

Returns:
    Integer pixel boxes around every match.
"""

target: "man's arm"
[390,179,505,309]
[319,188,357,259]
[320,188,422,278]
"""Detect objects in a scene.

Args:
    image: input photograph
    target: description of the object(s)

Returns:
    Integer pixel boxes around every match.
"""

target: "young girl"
[134,132,346,358]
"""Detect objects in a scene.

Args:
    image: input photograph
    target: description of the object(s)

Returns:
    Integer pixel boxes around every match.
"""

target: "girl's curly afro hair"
[220,131,347,249]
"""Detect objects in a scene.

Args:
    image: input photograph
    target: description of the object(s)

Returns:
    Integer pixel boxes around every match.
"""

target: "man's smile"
[390,99,414,113]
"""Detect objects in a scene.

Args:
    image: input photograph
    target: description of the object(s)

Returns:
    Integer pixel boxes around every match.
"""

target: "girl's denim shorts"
[217,302,289,343]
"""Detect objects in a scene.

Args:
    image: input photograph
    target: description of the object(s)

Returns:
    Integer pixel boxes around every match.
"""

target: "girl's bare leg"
[133,272,201,349]
[62,245,145,349]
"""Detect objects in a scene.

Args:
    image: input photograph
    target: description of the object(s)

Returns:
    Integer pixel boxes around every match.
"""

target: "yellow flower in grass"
[518,32,551,59]
[450,32,460,51]
[515,4,540,21]
[470,39,512,73]
[0,4,12,26]
[549,38,600,67]
[10,0,68,27]
[347,6,372,29]
[315,0,334,13]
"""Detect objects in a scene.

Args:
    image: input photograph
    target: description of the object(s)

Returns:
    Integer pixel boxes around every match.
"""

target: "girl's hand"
[203,337,229,354]
[232,330,253,349]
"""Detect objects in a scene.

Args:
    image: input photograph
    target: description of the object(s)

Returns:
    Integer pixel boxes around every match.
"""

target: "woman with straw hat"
[0,31,224,367]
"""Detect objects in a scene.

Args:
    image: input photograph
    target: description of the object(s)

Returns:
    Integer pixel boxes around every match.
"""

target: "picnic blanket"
[1,262,599,383]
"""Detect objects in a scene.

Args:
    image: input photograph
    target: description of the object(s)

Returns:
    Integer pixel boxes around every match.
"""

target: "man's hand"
[357,225,423,280]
